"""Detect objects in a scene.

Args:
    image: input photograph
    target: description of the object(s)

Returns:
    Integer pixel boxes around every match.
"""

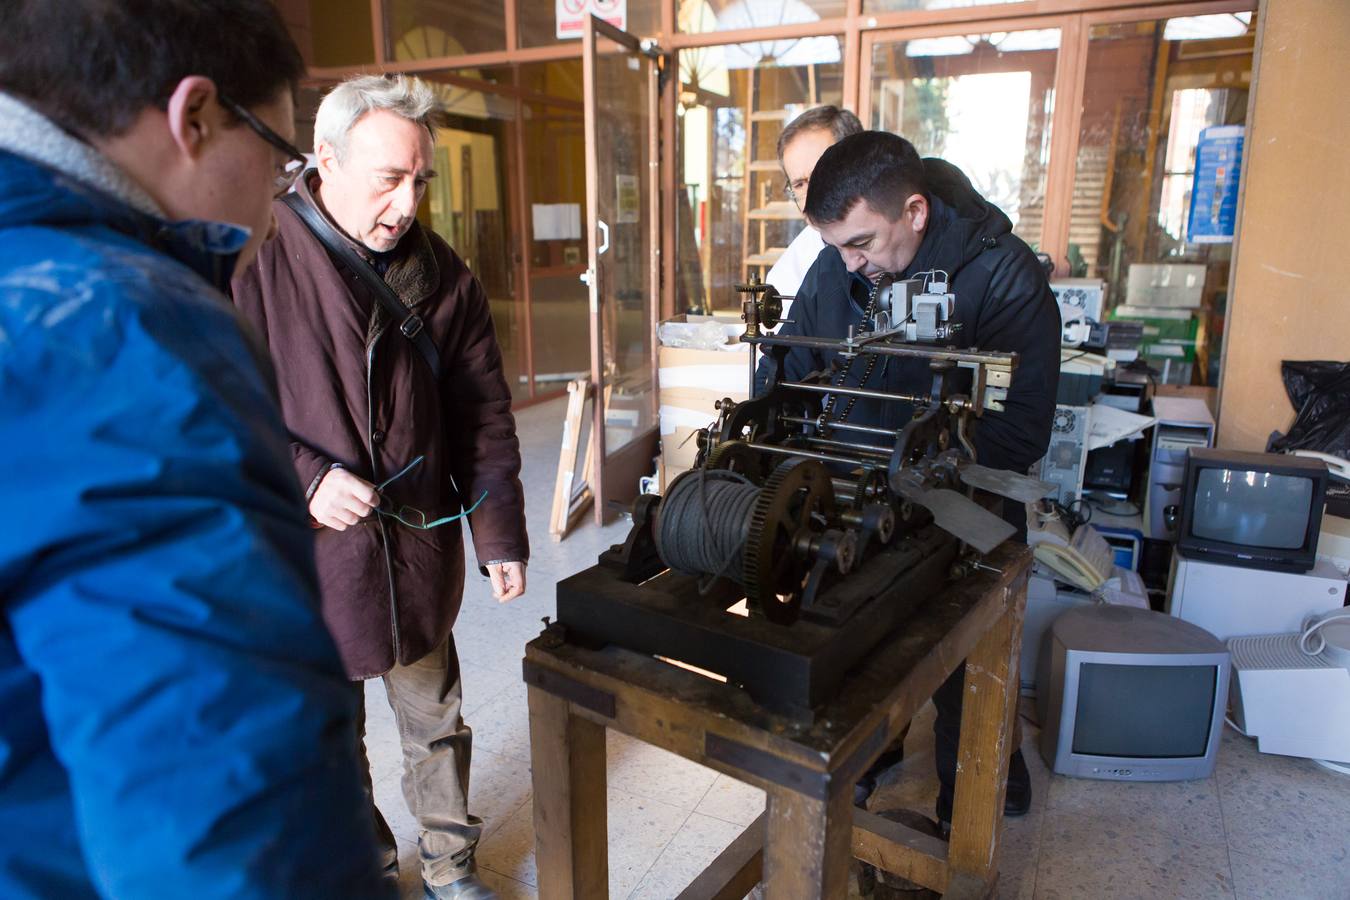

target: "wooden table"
[523,542,1031,899]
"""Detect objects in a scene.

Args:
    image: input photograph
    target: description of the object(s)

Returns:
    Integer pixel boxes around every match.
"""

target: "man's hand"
[309,468,380,530]
[486,561,526,603]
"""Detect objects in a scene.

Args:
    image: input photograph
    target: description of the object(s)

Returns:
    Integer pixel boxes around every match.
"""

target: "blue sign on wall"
[1188,125,1244,244]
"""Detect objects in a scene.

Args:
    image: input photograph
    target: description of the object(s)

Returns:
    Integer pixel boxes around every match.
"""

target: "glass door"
[583,15,661,522]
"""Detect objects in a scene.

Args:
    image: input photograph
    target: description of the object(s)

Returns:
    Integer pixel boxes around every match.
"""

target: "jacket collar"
[0,92,248,293]
[296,169,439,308]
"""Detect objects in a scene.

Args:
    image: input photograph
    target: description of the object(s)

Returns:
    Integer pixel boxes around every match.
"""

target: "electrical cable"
[1299,610,1350,660]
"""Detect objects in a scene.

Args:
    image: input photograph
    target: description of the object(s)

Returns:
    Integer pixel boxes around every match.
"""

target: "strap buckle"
[400,314,424,339]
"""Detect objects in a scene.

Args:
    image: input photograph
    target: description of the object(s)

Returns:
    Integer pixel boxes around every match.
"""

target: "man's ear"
[164,76,220,161]
[316,141,340,178]
[907,193,929,233]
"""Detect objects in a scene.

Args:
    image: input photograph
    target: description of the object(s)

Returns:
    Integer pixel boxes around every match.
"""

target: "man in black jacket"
[755,131,1060,828]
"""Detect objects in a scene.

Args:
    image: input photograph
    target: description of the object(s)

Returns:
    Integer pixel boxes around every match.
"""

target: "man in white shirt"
[764,105,863,317]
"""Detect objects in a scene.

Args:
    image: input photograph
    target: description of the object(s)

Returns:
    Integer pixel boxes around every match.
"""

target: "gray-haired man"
[765,105,863,307]
[232,74,530,900]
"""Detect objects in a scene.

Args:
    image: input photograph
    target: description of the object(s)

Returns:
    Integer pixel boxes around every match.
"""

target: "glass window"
[517,59,585,103]
[676,40,844,312]
[863,0,1022,14]
[307,0,376,67]
[419,73,528,398]
[1070,13,1255,385]
[867,28,1060,250]
[679,0,846,34]
[520,0,661,47]
[385,0,506,58]
[520,66,591,393]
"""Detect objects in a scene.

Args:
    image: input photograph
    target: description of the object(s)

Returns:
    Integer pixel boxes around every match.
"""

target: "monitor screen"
[1189,468,1313,550]
[1072,663,1217,758]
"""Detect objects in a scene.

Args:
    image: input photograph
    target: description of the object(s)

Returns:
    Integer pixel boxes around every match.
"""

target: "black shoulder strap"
[282,193,441,379]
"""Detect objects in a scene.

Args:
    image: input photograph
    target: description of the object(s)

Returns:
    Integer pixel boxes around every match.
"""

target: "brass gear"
[742,458,835,625]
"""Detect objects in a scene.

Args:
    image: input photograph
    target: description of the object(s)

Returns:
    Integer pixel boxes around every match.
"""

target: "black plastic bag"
[1267,360,1350,457]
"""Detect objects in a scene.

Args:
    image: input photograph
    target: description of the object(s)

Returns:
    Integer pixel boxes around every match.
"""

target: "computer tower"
[1033,404,1091,505]
[1144,396,1214,540]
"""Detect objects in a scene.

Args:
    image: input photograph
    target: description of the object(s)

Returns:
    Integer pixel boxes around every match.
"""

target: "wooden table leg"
[945,582,1026,899]
[528,684,609,900]
[762,787,854,898]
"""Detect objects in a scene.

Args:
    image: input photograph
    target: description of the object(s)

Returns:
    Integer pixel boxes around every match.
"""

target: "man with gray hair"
[233,73,530,900]
[765,105,863,310]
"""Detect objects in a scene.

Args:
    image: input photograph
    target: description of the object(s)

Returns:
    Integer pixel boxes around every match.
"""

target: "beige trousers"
[355,637,483,887]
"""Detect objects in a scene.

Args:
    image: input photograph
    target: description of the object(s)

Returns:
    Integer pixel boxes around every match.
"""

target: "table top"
[526,543,1032,768]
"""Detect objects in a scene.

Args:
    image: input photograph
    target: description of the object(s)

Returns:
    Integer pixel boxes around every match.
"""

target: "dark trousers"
[932,661,1026,809]
[930,499,1030,801]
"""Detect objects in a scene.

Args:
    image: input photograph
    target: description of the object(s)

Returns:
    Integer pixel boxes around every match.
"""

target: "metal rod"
[753,443,878,470]
[782,380,926,405]
[750,333,1014,367]
[806,437,892,459]
[830,477,859,499]
[782,415,897,438]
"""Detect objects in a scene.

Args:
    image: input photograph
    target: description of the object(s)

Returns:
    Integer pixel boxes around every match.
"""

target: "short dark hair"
[0,0,306,138]
[776,105,863,162]
[803,131,929,225]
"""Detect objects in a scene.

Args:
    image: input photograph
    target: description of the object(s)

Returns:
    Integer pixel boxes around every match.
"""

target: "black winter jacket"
[755,158,1060,476]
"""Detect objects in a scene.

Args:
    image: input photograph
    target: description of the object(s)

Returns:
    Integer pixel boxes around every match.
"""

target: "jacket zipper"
[366,335,402,660]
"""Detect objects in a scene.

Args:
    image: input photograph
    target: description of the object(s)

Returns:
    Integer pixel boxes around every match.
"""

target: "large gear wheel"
[705,439,764,484]
[743,458,835,625]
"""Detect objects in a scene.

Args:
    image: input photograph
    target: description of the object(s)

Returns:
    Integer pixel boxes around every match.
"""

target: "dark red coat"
[232,177,529,678]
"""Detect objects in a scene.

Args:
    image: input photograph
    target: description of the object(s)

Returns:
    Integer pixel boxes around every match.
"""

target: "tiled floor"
[368,396,1350,900]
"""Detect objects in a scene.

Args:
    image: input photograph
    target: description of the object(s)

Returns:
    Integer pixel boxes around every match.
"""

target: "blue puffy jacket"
[0,145,390,896]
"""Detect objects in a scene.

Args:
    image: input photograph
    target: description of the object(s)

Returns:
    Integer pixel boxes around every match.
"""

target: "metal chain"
[821,278,884,433]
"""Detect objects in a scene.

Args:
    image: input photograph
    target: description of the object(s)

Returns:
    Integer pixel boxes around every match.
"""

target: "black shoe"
[934,748,1033,828]
[1004,748,1032,817]
[852,744,908,809]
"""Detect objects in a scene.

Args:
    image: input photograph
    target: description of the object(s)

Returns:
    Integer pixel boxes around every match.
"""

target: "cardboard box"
[658,315,750,488]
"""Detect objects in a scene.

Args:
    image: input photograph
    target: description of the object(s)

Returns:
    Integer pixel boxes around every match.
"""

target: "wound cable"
[655,468,760,594]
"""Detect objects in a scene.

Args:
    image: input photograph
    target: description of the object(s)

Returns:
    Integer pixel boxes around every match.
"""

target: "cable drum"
[654,469,760,588]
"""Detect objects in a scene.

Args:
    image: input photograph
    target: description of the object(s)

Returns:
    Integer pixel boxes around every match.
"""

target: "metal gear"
[705,439,764,484]
[742,457,835,624]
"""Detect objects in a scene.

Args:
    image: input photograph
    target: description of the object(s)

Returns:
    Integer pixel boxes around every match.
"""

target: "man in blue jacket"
[756,131,1060,829]
[0,2,390,897]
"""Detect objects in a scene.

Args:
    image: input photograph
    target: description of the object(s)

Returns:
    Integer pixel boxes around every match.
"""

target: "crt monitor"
[1178,449,1328,573]
[1037,604,1230,781]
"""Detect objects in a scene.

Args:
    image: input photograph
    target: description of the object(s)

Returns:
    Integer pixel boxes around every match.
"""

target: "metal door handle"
[597,219,610,255]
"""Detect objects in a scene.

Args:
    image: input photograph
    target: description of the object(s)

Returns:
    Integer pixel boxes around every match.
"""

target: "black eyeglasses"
[218,93,307,197]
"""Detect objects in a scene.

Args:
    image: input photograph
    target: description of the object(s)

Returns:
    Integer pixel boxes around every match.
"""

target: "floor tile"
[627,812,747,899]
[1228,848,1350,900]
[1217,744,1350,874]
[1036,809,1235,900]
[460,663,524,719]
[477,867,539,899]
[374,770,419,845]
[469,679,533,764]
[477,784,692,897]
[1045,775,1227,847]
[608,731,720,811]
[468,746,533,841]
[694,773,766,828]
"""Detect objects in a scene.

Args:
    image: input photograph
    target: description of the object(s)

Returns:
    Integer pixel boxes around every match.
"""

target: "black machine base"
[554,525,960,717]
